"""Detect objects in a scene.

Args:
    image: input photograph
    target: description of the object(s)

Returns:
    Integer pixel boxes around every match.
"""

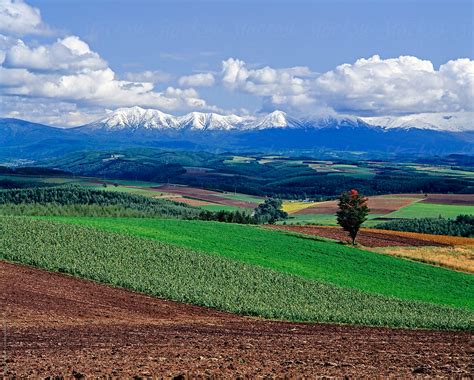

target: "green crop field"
[219,193,264,204]
[0,217,471,330]
[89,185,163,198]
[38,217,474,310]
[198,204,242,212]
[387,202,474,219]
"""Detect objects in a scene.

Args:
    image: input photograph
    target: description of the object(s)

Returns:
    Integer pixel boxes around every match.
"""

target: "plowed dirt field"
[1,261,471,378]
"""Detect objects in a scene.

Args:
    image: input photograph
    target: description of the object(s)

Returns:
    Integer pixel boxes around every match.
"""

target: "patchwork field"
[1,166,473,376]
[284,194,474,226]
[26,216,474,313]
[385,201,474,219]
[282,200,319,213]
[295,196,422,215]
[3,261,471,378]
[268,225,474,273]
[152,185,262,209]
[404,193,474,205]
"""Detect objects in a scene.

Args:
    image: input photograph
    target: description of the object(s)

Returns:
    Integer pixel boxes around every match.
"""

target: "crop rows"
[0,217,472,330]
[42,217,473,309]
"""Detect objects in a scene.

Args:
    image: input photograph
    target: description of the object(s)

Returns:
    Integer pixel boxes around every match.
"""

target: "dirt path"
[1,261,471,378]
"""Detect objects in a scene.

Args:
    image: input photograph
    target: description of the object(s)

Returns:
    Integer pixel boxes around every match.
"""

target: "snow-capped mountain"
[362,112,474,132]
[82,106,254,132]
[84,107,474,134]
[253,110,302,129]
[176,112,247,130]
[1,108,473,159]
[80,107,369,132]
[301,114,371,129]
[86,106,179,130]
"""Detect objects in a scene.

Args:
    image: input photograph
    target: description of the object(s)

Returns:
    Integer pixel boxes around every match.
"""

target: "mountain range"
[80,107,474,132]
[1,107,473,160]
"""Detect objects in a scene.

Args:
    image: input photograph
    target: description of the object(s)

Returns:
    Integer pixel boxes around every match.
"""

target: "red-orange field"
[1,261,471,378]
[268,225,474,247]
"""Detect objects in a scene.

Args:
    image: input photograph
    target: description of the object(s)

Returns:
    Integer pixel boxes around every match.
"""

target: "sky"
[0,0,473,126]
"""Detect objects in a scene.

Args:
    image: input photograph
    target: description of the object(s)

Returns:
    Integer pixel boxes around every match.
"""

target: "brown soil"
[1,261,471,378]
[394,193,474,206]
[422,194,474,206]
[153,185,258,208]
[295,196,420,215]
[0,262,472,378]
[267,225,449,247]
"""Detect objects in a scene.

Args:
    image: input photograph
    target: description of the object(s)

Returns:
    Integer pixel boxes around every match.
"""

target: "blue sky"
[1,0,473,125]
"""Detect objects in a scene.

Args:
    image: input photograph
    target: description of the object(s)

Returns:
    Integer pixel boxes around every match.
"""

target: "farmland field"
[385,202,474,219]
[368,246,474,274]
[1,217,472,331]
[34,216,474,311]
[282,200,319,213]
[3,261,471,378]
[152,185,260,209]
[1,159,473,377]
[268,225,474,272]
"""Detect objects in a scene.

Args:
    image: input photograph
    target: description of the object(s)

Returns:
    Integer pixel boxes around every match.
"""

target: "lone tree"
[253,198,288,224]
[336,189,370,245]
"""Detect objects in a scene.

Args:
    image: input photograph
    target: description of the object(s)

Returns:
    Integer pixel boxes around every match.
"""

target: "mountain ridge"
[78,107,473,133]
[0,108,473,160]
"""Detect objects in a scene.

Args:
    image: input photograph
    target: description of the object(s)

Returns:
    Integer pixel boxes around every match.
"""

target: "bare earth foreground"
[1,261,472,378]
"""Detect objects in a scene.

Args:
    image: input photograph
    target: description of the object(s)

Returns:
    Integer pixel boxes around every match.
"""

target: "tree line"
[376,215,474,237]
[0,186,289,225]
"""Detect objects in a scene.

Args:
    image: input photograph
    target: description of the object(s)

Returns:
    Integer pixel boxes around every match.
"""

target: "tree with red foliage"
[336,189,370,245]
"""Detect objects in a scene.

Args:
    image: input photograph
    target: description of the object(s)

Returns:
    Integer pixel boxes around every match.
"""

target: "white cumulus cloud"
[178,72,215,87]
[220,55,474,115]
[315,55,474,114]
[0,0,51,36]
[3,36,108,72]
[221,58,315,110]
[0,32,219,122]
[0,1,221,125]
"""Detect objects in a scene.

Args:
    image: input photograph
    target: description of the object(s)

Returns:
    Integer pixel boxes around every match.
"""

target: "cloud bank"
[0,0,472,126]
[0,0,219,125]
[0,0,51,36]
[220,55,474,115]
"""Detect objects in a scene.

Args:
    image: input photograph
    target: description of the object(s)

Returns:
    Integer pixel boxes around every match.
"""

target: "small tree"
[336,189,370,245]
[253,198,288,224]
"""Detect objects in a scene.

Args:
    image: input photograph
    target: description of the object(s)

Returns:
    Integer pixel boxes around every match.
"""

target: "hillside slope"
[35,217,474,310]
[3,261,471,377]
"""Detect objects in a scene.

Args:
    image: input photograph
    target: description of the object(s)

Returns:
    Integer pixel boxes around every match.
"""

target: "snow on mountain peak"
[177,112,244,130]
[361,112,474,132]
[97,106,177,130]
[254,110,301,129]
[82,107,474,133]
